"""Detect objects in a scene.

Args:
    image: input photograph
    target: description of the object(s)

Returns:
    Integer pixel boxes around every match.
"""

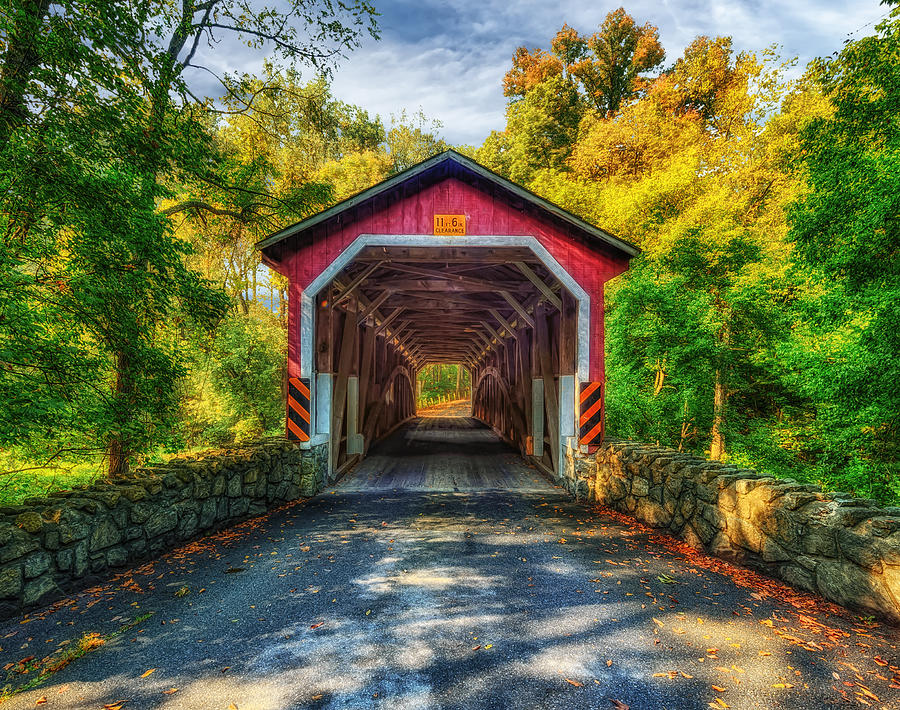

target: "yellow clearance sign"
[433,214,466,235]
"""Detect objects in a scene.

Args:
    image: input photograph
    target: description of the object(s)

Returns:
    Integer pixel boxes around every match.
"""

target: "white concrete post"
[558,375,577,481]
[316,373,333,478]
[346,376,364,455]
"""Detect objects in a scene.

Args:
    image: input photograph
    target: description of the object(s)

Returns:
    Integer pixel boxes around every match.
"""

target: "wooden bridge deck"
[337,417,554,492]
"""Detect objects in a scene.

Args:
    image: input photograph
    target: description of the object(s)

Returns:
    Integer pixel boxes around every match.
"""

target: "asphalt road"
[1,417,898,709]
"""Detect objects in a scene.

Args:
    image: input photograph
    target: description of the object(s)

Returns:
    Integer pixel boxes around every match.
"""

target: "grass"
[0,440,253,507]
[0,612,154,703]
[0,451,102,506]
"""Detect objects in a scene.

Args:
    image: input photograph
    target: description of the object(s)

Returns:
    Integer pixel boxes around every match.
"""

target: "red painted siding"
[277,177,630,382]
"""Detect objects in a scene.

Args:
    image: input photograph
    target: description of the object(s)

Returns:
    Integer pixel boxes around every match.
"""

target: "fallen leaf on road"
[610,701,629,710]
[228,704,238,710]
[310,622,324,629]
[711,685,726,692]
[140,668,155,678]
[103,703,128,710]
[857,687,879,701]
[565,678,583,687]
[35,697,46,705]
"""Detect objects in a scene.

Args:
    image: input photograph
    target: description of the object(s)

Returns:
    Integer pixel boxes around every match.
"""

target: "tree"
[572,8,665,116]
[384,109,449,173]
[502,9,664,117]
[0,0,377,477]
[503,47,564,98]
[527,39,810,469]
[784,2,900,500]
[489,9,665,183]
[479,75,582,183]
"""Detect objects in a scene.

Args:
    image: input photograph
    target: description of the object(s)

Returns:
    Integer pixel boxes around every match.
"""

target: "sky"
[190,0,892,146]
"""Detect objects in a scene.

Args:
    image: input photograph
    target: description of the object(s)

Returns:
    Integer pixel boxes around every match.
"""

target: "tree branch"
[161,200,247,219]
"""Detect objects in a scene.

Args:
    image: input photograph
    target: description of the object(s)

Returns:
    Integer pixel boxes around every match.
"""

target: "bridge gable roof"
[257,150,639,265]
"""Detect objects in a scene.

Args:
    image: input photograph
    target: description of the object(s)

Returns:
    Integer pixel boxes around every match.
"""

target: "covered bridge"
[258,150,639,482]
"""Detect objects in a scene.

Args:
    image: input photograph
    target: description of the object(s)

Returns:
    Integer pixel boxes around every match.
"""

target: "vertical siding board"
[287,280,303,378]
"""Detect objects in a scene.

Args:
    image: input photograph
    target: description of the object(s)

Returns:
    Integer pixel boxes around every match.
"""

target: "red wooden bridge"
[258,150,639,482]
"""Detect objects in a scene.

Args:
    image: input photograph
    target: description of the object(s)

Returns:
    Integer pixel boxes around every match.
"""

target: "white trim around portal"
[303,235,591,383]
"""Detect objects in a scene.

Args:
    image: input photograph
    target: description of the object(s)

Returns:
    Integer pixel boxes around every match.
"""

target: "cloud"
[183,0,892,146]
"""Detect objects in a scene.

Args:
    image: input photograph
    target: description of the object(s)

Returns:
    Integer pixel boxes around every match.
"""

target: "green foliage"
[385,109,449,173]
[493,15,900,503]
[782,5,900,502]
[209,310,287,443]
[489,8,665,181]
[479,76,582,183]
[0,12,231,473]
[417,364,470,405]
[572,7,666,115]
[503,9,665,115]
[0,454,101,506]
[0,0,377,478]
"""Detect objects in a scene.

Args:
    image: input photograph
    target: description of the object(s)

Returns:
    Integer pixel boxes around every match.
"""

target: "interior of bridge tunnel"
[257,150,639,485]
[315,244,579,477]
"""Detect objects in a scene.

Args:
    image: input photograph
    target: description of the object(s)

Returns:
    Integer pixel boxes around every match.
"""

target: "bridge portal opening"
[415,363,470,414]
[257,151,639,485]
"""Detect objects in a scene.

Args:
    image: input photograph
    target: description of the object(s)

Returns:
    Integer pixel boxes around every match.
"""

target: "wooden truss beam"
[375,307,404,335]
[500,291,535,328]
[515,261,562,310]
[336,260,384,304]
[367,278,530,294]
[480,320,508,343]
[357,290,391,323]
[489,309,521,341]
[381,263,525,291]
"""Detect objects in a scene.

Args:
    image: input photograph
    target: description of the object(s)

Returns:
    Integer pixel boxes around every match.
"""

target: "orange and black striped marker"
[579,381,603,447]
[287,377,311,442]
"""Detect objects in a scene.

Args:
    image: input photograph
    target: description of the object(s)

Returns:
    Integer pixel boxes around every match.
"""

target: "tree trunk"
[107,350,132,479]
[709,369,726,460]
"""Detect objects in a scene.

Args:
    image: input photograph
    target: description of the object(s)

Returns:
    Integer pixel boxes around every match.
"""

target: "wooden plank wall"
[471,291,577,475]
[320,289,417,470]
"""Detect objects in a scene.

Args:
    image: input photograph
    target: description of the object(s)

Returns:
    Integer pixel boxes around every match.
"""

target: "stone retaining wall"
[0,439,328,618]
[566,440,900,623]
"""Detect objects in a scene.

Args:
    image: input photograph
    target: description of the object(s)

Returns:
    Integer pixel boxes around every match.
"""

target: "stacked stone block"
[0,439,328,617]
[568,440,900,623]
